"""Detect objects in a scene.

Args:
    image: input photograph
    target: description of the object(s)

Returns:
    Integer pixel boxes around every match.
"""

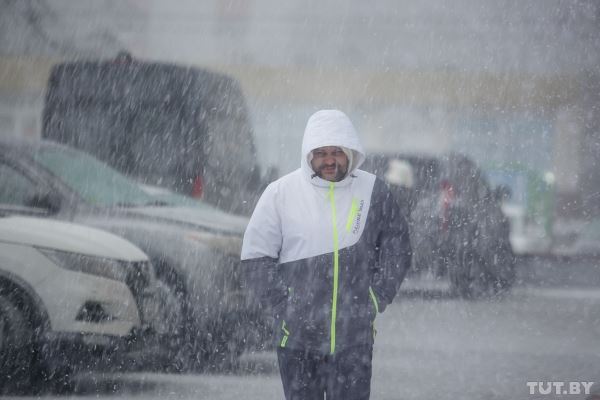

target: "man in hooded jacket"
[241,110,412,400]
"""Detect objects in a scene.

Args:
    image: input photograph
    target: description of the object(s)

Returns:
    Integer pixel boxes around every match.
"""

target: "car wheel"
[488,243,516,295]
[0,294,34,394]
[153,275,188,372]
[153,279,186,337]
[30,363,73,395]
[449,247,491,299]
[200,315,246,372]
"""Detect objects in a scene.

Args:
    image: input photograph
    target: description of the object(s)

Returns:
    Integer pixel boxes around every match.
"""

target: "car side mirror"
[27,192,62,214]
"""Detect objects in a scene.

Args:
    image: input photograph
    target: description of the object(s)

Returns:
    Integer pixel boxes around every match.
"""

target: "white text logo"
[526,381,594,396]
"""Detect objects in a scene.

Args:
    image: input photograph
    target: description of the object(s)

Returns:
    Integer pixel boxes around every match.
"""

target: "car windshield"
[34,146,157,207]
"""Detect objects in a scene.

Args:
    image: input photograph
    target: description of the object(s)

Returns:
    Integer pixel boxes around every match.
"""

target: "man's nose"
[324,155,337,164]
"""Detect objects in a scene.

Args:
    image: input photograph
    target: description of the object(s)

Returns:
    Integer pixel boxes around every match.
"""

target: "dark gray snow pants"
[276,345,373,400]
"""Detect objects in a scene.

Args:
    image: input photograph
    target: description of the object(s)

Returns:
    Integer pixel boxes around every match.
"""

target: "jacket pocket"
[368,287,378,340]
[279,320,290,348]
[368,286,379,315]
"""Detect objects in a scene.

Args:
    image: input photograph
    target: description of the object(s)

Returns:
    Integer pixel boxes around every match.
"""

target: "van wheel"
[30,363,73,395]
[0,294,34,394]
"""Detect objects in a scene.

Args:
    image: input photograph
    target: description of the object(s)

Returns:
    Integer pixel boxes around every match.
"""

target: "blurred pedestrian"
[241,109,412,400]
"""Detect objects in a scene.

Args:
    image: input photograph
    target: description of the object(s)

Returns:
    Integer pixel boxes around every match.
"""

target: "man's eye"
[314,152,325,157]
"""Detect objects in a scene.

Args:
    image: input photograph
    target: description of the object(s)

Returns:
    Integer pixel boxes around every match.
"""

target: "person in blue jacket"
[241,109,412,400]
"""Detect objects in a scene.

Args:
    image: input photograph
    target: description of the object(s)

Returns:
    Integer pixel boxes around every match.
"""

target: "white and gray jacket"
[241,110,411,354]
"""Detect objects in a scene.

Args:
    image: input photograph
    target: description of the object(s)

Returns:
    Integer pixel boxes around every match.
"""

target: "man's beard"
[315,163,348,182]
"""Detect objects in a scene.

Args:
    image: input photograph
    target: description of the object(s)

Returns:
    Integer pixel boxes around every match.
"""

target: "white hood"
[0,216,147,261]
[300,110,365,185]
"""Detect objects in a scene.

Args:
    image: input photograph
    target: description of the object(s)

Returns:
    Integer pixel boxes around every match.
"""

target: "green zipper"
[328,183,339,355]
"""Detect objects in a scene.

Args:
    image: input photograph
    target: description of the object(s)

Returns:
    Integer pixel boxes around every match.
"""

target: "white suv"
[0,215,156,392]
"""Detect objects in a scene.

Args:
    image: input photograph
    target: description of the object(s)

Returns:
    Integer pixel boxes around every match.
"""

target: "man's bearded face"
[310,146,349,182]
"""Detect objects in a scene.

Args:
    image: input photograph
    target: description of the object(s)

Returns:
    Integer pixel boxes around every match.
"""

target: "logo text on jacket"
[352,200,365,234]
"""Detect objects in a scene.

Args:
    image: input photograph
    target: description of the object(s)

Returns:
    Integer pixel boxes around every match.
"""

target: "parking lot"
[10,256,597,400]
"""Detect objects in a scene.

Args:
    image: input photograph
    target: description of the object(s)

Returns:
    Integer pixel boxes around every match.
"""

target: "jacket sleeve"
[371,181,412,312]
[240,183,287,310]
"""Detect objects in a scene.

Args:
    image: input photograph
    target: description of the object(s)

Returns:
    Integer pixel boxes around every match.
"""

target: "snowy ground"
[9,257,600,400]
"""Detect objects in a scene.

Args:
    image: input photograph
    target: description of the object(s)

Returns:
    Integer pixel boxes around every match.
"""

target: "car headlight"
[38,248,129,283]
